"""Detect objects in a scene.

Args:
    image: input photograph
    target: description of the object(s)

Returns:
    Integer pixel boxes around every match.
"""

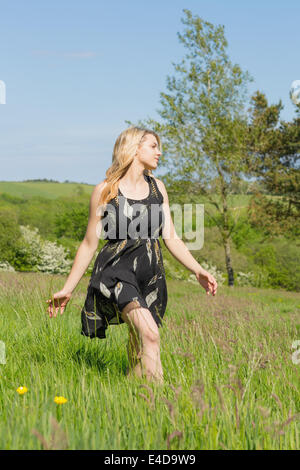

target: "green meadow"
[0,181,94,200]
[0,271,299,450]
[2,180,298,292]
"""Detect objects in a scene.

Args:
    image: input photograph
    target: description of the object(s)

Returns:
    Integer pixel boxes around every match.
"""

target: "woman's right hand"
[46,290,72,318]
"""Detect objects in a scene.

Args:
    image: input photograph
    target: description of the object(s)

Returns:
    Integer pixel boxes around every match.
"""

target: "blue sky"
[0,0,299,185]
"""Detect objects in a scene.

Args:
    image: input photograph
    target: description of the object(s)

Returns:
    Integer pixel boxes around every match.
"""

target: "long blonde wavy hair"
[98,126,162,211]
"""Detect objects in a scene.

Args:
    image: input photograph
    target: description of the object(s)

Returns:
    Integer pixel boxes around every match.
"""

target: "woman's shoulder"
[149,175,167,203]
[149,175,165,190]
[89,180,108,204]
[94,180,108,193]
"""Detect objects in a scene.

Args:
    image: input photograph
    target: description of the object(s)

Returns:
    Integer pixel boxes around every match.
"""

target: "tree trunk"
[218,175,235,287]
[224,236,234,287]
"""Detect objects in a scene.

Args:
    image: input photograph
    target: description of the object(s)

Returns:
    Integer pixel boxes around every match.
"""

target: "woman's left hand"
[195,269,218,296]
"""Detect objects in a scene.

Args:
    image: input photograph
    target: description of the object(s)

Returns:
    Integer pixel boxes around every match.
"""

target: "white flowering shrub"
[163,258,226,285]
[18,226,40,267]
[163,254,267,288]
[36,240,73,274]
[0,260,16,272]
[163,258,186,281]
[187,274,199,285]
[199,261,226,285]
[235,271,256,287]
[19,225,72,274]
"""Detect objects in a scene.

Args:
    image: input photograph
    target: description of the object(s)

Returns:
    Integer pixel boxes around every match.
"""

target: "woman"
[46,126,218,384]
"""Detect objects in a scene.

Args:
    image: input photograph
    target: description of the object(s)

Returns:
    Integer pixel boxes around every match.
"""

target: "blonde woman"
[46,126,218,384]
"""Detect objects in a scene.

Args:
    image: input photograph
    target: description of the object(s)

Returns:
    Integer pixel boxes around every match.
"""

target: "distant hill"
[0,180,95,200]
[0,179,280,215]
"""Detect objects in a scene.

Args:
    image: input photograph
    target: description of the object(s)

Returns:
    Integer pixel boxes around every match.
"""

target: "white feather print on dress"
[139,204,148,220]
[115,239,127,256]
[154,239,160,264]
[133,257,138,272]
[95,265,102,275]
[100,281,111,298]
[85,311,102,321]
[112,257,120,266]
[123,198,133,220]
[114,281,123,301]
[146,288,158,308]
[146,239,152,265]
[148,274,158,286]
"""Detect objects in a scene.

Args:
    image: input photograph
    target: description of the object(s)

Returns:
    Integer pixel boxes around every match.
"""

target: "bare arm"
[62,181,106,294]
[155,178,202,274]
[155,178,217,296]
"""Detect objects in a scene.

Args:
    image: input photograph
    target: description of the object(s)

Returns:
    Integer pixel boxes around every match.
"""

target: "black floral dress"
[81,173,168,339]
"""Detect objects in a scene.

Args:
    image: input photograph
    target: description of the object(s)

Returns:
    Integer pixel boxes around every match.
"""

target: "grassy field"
[0,271,299,450]
[0,180,257,207]
[0,181,283,230]
[0,181,94,200]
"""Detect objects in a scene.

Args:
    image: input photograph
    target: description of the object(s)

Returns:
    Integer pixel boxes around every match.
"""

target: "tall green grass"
[0,272,299,449]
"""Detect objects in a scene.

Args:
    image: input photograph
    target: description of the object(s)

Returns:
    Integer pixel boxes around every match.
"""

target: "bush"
[231,217,261,249]
[243,241,300,291]
[15,225,72,274]
[54,204,88,241]
[163,252,226,286]
[234,271,255,287]
[0,261,15,272]
[0,208,23,264]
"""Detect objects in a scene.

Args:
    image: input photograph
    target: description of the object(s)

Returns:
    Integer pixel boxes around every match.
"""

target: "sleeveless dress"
[80,173,168,339]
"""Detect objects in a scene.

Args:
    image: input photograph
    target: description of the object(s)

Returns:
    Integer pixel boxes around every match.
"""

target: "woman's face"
[136,134,161,170]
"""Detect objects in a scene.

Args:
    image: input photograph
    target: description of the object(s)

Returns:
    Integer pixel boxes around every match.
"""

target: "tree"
[246,91,300,239]
[54,203,88,241]
[126,9,254,286]
[0,208,22,264]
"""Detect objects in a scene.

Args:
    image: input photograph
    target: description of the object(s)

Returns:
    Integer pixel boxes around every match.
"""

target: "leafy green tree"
[243,240,300,292]
[126,9,254,286]
[246,91,300,239]
[0,208,22,264]
[54,204,88,241]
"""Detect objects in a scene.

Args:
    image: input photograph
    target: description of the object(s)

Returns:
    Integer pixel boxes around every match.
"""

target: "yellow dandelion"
[54,396,68,405]
[16,386,28,395]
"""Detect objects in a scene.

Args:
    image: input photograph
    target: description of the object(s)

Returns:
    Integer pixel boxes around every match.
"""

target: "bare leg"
[126,327,142,377]
[121,306,164,384]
